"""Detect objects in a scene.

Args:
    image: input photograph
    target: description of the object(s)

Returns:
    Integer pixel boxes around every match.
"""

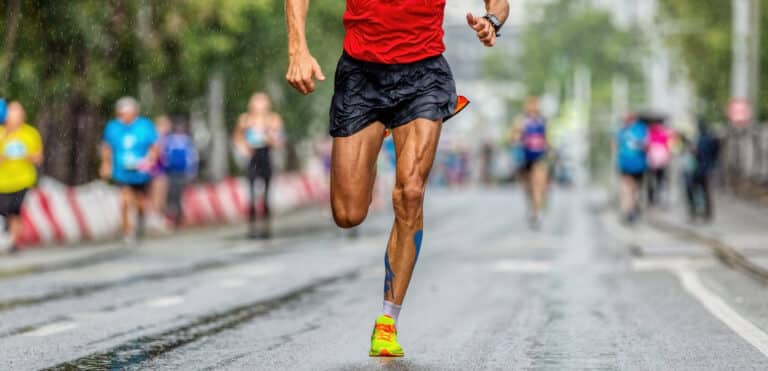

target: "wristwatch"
[483,14,503,37]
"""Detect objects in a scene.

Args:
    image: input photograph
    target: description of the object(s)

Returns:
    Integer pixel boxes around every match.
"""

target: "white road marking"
[23,321,78,337]
[632,258,693,271]
[633,257,768,356]
[230,263,282,277]
[145,296,185,308]
[676,268,768,357]
[217,278,248,288]
[632,257,715,272]
[492,260,553,273]
[497,234,562,250]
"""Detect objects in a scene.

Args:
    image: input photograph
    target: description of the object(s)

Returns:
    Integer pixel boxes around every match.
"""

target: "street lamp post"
[730,0,760,123]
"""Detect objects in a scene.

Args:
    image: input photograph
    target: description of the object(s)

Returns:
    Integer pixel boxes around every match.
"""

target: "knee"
[392,181,425,212]
[332,206,368,229]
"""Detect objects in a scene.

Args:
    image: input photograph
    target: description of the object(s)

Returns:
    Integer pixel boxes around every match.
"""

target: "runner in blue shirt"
[615,114,648,224]
[100,97,159,244]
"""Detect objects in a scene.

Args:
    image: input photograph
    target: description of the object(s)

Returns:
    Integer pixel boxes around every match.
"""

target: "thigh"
[391,118,442,187]
[119,186,136,205]
[168,175,185,199]
[530,160,549,184]
[330,122,386,205]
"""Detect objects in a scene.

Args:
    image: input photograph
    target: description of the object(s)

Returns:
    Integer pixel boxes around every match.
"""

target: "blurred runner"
[0,102,43,253]
[161,116,198,228]
[233,93,284,239]
[149,115,173,219]
[100,97,159,245]
[687,119,721,222]
[285,0,508,358]
[679,134,698,220]
[512,97,549,230]
[615,115,648,224]
[0,98,6,124]
[646,118,672,207]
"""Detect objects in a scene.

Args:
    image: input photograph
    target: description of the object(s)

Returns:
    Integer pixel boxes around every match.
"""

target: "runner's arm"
[285,0,325,95]
[27,152,43,166]
[27,128,44,166]
[269,114,285,149]
[467,0,509,47]
[99,143,112,179]
[485,0,510,25]
[233,114,252,156]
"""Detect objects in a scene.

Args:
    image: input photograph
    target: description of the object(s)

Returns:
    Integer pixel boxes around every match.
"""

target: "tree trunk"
[0,0,22,92]
[207,70,227,181]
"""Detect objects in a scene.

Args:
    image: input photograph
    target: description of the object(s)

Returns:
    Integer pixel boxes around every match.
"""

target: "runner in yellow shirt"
[0,102,43,253]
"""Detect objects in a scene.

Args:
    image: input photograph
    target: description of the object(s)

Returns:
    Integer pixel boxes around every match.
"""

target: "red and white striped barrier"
[1,172,329,249]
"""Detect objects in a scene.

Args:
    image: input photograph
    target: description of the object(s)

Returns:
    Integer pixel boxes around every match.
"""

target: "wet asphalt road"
[1,184,767,370]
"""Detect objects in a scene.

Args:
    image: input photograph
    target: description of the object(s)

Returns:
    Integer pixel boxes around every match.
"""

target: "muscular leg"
[385,118,441,306]
[262,176,272,237]
[619,175,634,218]
[8,215,22,249]
[119,187,135,237]
[331,122,386,228]
[530,161,549,215]
[521,169,533,211]
[247,176,257,224]
[136,189,148,239]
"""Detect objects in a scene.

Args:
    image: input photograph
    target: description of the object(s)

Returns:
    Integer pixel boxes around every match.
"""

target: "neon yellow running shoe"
[369,315,404,357]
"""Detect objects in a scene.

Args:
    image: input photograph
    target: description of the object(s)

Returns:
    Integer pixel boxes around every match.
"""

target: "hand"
[99,163,112,180]
[286,51,325,95]
[466,13,497,47]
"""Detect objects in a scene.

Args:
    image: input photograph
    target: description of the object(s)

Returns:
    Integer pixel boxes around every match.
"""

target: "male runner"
[512,97,549,230]
[233,93,284,239]
[285,0,509,357]
[100,97,159,244]
[615,114,648,224]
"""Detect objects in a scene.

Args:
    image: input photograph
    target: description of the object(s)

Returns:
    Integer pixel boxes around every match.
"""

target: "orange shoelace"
[374,324,396,342]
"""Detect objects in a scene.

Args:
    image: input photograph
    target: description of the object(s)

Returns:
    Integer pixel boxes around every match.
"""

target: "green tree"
[659,0,767,121]
[0,0,345,184]
[484,0,644,175]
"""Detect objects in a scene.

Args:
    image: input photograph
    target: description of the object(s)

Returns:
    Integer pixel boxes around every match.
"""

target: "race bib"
[3,140,28,159]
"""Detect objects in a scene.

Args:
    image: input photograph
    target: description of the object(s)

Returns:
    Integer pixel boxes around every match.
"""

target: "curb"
[646,217,768,283]
[0,245,129,279]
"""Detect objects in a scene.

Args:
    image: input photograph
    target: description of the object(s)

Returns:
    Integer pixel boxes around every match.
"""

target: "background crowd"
[0,92,287,252]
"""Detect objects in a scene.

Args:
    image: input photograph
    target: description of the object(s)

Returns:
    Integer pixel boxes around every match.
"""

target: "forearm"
[485,0,509,23]
[28,152,43,166]
[147,144,160,163]
[286,0,310,56]
[100,145,112,166]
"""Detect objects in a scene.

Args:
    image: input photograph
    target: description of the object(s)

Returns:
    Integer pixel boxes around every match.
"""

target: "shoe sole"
[369,349,404,357]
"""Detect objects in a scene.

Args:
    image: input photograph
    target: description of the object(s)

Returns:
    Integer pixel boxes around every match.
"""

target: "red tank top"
[343,0,446,64]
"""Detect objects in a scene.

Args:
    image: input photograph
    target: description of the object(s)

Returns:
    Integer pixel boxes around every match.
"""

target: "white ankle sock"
[383,301,402,323]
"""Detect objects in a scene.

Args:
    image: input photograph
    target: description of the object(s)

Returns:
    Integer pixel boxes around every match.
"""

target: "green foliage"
[659,0,767,121]
[485,0,646,178]
[0,0,345,183]
[514,0,643,95]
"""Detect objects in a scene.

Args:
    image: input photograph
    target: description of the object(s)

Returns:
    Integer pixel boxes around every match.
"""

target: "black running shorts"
[0,189,28,217]
[621,171,644,183]
[329,52,458,137]
[116,182,151,195]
